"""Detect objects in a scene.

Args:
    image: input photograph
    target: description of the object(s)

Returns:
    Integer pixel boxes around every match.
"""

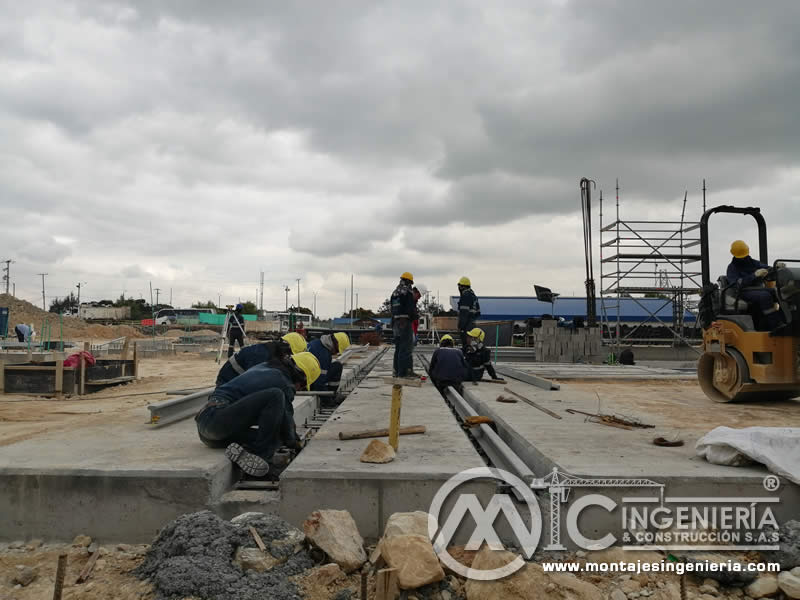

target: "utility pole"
[296,278,301,309]
[154,288,161,307]
[355,293,359,316]
[76,282,86,311]
[1,259,12,295]
[37,273,48,310]
[259,272,264,311]
[218,292,221,308]
[350,274,354,325]
[313,292,317,319]
[170,288,173,306]
[284,285,290,311]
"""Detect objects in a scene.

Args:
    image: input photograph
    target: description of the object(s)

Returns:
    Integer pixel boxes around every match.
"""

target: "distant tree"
[376,298,391,317]
[114,294,152,320]
[192,300,218,309]
[241,301,258,314]
[49,292,79,314]
[287,305,313,315]
[340,307,376,319]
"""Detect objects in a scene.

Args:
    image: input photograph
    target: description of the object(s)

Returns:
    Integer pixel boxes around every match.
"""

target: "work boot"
[225,443,269,477]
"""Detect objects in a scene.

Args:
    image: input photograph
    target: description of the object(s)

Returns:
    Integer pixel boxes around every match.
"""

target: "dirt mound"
[0,294,145,340]
[135,511,313,600]
[163,328,219,338]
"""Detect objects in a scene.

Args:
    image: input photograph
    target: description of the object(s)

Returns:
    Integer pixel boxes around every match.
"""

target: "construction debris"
[360,439,396,464]
[565,408,654,429]
[303,509,366,573]
[503,387,562,419]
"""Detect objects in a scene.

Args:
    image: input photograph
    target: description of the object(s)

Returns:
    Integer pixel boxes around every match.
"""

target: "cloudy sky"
[2,0,799,317]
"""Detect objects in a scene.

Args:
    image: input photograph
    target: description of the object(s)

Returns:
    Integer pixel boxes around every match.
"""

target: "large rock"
[764,520,800,569]
[779,567,800,599]
[303,510,366,573]
[466,547,602,600]
[72,534,92,547]
[233,547,280,572]
[745,573,779,598]
[12,566,38,587]
[383,511,432,539]
[308,563,345,587]
[381,534,445,590]
[360,439,396,463]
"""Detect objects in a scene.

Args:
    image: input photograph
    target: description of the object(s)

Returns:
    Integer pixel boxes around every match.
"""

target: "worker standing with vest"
[391,272,417,377]
[457,276,481,348]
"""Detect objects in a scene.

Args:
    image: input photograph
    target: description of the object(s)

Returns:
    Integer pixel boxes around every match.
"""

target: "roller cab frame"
[697,205,800,402]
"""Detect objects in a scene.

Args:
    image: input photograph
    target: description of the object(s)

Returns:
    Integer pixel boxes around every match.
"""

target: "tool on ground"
[338,425,426,440]
[496,395,518,403]
[503,387,562,419]
[653,437,685,447]
[463,415,494,427]
[697,205,800,403]
[566,408,654,429]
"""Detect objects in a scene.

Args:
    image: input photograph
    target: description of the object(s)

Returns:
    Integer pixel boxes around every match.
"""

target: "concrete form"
[495,361,696,380]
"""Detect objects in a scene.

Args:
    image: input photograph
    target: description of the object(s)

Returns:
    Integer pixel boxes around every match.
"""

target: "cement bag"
[695,426,800,485]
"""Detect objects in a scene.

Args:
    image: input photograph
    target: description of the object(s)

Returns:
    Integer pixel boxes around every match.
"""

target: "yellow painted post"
[389,384,403,450]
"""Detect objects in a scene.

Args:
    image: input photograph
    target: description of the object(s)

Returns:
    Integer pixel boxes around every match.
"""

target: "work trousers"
[740,289,782,330]
[227,328,245,358]
[195,389,286,461]
[459,322,475,349]
[14,327,25,342]
[434,378,463,397]
[393,320,414,377]
[326,361,344,389]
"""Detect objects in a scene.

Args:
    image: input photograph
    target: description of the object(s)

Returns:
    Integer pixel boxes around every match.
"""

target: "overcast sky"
[2,0,799,317]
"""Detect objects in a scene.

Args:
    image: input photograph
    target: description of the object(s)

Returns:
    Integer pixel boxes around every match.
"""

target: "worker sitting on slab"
[391,271,418,377]
[195,351,321,477]
[457,276,481,348]
[429,334,469,395]
[214,332,307,386]
[13,323,35,342]
[727,240,785,331]
[464,328,498,382]
[307,331,350,395]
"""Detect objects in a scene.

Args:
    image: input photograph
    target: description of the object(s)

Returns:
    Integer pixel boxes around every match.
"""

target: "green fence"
[198,313,257,326]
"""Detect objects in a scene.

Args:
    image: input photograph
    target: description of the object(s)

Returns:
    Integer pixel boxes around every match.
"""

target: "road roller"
[697,205,800,402]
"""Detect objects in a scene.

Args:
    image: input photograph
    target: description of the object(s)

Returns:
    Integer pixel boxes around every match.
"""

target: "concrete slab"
[0,415,233,543]
[496,361,696,380]
[280,355,493,539]
[464,378,800,545]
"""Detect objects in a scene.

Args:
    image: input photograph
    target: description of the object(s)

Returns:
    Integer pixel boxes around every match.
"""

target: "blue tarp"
[448,296,696,323]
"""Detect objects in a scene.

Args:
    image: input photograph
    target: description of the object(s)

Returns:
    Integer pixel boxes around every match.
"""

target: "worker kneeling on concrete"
[195,352,321,477]
[429,334,468,395]
[14,323,35,342]
[307,332,350,394]
[215,332,307,386]
[464,328,498,382]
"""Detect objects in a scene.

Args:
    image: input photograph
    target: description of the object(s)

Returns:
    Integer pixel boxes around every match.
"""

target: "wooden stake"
[339,425,426,441]
[0,361,4,394]
[389,385,402,450]
[503,387,562,420]
[80,355,86,396]
[76,549,100,583]
[52,553,68,600]
[375,567,398,600]
[360,571,368,600]
[120,336,130,360]
[249,526,266,552]
[55,359,64,399]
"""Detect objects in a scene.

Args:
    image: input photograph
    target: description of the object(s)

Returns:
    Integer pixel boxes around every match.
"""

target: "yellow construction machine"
[697,205,800,402]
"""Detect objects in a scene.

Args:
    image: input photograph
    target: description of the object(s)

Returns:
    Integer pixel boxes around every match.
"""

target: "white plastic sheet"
[696,426,800,485]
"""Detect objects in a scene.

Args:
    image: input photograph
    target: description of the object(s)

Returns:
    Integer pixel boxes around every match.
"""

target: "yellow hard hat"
[291,352,321,390]
[334,332,351,352]
[282,332,308,354]
[440,334,454,344]
[467,328,485,342]
[400,271,414,282]
[458,276,471,286]
[730,240,749,259]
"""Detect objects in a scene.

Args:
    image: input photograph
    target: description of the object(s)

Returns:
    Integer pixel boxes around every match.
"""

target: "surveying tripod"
[216,305,248,363]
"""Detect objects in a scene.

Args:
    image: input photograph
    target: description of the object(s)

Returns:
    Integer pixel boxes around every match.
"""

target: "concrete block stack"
[533,320,602,362]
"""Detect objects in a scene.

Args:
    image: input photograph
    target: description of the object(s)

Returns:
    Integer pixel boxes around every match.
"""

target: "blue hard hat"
[236,303,244,310]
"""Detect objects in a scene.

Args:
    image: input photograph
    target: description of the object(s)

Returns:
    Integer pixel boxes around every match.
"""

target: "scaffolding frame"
[599,181,704,350]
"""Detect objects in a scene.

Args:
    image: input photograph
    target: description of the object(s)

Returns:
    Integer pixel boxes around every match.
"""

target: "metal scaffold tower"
[599,180,704,350]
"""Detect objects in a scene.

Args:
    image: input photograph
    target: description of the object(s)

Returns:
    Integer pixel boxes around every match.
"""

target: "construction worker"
[457,277,481,348]
[464,328,498,383]
[307,332,350,393]
[727,240,785,331]
[215,332,307,386]
[195,352,321,477]
[429,334,469,395]
[227,303,246,358]
[14,323,35,342]
[391,271,417,377]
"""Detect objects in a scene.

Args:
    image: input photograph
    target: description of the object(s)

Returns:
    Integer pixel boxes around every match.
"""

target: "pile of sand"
[0,294,146,340]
